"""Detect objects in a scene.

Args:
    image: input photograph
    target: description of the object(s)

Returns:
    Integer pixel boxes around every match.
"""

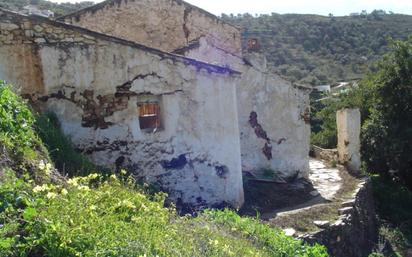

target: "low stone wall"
[310,145,338,163]
[301,178,378,257]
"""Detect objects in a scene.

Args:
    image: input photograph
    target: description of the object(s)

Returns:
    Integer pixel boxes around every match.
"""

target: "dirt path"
[256,159,343,219]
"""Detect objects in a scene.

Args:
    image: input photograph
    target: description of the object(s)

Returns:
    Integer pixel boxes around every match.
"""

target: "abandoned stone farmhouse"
[0,0,311,209]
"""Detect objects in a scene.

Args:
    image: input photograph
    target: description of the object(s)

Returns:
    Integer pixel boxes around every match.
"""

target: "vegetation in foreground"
[35,113,105,177]
[370,175,412,256]
[0,81,328,256]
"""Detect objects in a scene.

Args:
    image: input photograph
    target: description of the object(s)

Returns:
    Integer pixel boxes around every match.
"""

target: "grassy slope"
[223,13,412,85]
[0,81,328,256]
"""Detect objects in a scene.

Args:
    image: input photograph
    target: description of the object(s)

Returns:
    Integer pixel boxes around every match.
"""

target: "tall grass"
[35,113,107,177]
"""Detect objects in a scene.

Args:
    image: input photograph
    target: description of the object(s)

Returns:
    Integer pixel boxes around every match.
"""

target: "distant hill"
[222,11,412,85]
[0,0,94,17]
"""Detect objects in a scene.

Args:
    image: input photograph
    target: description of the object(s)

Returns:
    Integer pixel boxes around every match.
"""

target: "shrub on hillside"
[361,37,412,188]
[0,81,51,182]
[0,81,38,159]
[0,171,329,257]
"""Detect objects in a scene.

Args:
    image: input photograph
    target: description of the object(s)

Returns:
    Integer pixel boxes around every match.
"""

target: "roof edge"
[0,8,241,76]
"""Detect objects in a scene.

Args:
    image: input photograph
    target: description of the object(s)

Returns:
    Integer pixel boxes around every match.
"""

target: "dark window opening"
[138,102,161,131]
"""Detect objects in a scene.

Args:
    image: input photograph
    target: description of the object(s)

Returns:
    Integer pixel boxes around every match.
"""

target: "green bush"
[0,171,328,257]
[0,81,51,182]
[371,175,412,256]
[0,81,39,160]
[361,37,412,188]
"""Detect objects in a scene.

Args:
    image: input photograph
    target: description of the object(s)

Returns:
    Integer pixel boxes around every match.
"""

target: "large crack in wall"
[182,7,192,43]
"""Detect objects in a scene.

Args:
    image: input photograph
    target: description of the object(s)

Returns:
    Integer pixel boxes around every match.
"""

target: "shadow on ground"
[239,176,327,217]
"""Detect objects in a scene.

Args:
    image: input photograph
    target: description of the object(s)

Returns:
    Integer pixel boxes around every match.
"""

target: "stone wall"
[58,0,242,68]
[0,9,244,209]
[237,52,311,179]
[301,178,378,257]
[310,145,338,164]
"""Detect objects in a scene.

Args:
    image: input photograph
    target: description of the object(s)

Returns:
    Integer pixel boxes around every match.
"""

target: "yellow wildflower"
[38,160,45,170]
[33,184,49,193]
[88,173,99,180]
[45,163,52,174]
[121,199,136,209]
[68,178,79,186]
[46,192,57,199]
[77,185,90,191]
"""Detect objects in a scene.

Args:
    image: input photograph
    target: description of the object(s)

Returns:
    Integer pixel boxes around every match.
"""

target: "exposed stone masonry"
[57,0,242,67]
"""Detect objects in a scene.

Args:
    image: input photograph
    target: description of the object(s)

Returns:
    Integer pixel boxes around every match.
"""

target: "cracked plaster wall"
[0,10,244,208]
[238,53,311,179]
[55,0,312,179]
[60,0,242,67]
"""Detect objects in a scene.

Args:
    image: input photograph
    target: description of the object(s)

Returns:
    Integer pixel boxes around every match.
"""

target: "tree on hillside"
[362,37,412,188]
[221,12,412,85]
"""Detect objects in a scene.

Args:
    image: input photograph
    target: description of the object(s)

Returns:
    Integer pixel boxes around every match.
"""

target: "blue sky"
[51,0,412,16]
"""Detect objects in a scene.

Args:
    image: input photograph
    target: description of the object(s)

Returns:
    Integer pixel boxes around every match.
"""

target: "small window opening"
[138,101,161,132]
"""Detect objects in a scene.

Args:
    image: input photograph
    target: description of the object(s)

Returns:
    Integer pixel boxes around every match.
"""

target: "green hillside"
[222,11,412,85]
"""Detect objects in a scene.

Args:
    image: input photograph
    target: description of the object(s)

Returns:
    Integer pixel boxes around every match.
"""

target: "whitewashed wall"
[0,10,244,208]
[237,53,311,179]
